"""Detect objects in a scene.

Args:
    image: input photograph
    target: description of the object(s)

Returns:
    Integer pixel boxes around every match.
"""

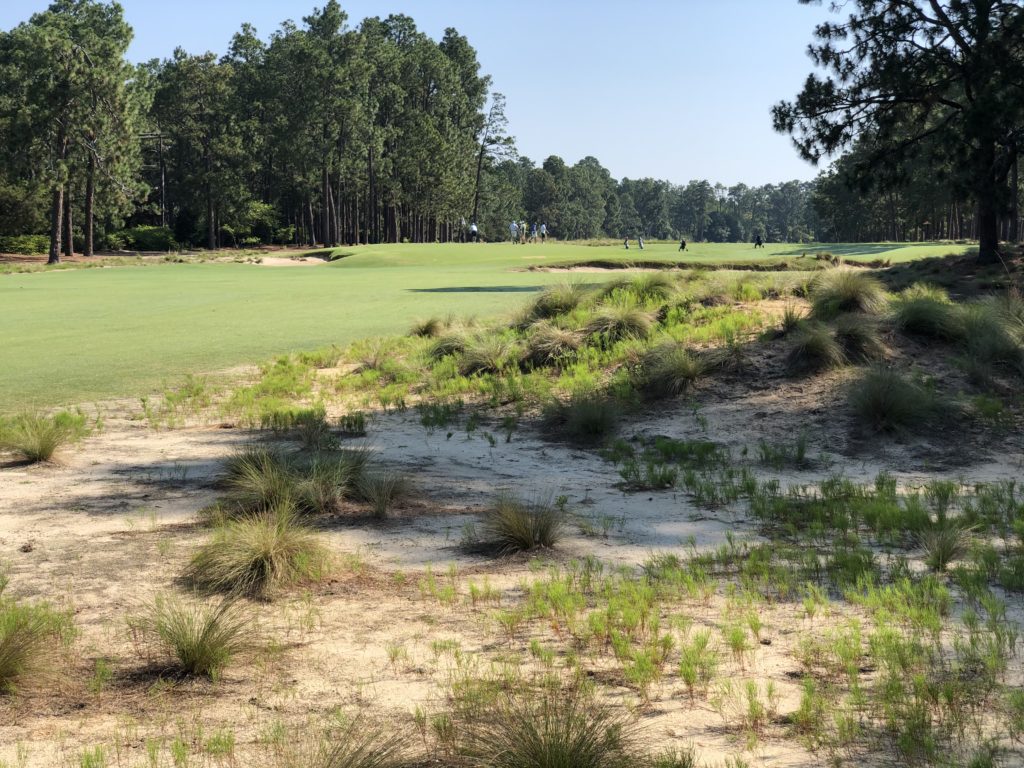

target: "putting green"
[0,241,969,411]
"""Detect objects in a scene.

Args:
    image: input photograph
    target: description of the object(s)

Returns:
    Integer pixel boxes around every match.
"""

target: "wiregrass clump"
[0,410,90,463]
[542,391,620,445]
[849,366,938,432]
[459,334,521,376]
[285,721,408,768]
[785,323,846,372]
[524,322,583,368]
[129,596,249,680]
[0,596,75,694]
[833,314,886,362]
[220,447,297,514]
[479,492,565,554]
[184,506,328,599]
[356,469,410,518]
[810,269,887,320]
[527,282,587,321]
[460,685,639,768]
[633,343,708,398]
[891,283,962,339]
[584,304,654,344]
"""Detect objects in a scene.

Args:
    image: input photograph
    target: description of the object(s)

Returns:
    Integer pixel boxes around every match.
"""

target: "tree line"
[0,0,1021,264]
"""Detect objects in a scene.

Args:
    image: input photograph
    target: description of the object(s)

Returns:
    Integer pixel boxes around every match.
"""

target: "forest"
[0,0,1021,262]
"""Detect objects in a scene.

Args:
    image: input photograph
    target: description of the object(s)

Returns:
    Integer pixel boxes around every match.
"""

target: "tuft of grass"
[184,506,328,599]
[524,322,583,368]
[584,303,654,344]
[633,343,708,399]
[623,273,676,303]
[959,303,1024,371]
[355,470,410,519]
[891,283,962,339]
[833,313,886,362]
[129,596,249,680]
[219,448,297,515]
[527,282,587,321]
[809,269,887,320]
[461,686,639,768]
[0,598,75,694]
[780,303,805,335]
[460,334,520,376]
[428,333,468,360]
[479,492,565,554]
[409,316,445,338]
[919,522,972,572]
[542,391,620,445]
[298,721,408,768]
[785,322,845,372]
[848,366,938,432]
[0,411,90,463]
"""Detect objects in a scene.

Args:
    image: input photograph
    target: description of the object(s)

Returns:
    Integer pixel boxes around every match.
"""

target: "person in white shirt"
[509,221,519,243]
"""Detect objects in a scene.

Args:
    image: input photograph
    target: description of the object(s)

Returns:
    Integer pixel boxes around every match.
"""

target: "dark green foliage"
[0,235,49,255]
[130,596,249,680]
[809,269,887,320]
[848,367,937,432]
[479,492,565,553]
[785,322,845,372]
[632,343,708,398]
[112,226,177,252]
[185,505,328,598]
[542,392,619,445]
[460,686,639,768]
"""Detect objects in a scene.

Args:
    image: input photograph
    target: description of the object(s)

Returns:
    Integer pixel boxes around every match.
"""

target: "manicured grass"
[0,241,969,411]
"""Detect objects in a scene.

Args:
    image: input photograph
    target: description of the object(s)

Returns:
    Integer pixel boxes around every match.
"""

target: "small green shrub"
[479,492,564,553]
[0,410,90,463]
[116,225,177,252]
[785,323,845,372]
[355,470,410,518]
[810,269,887,320]
[524,322,583,368]
[633,343,708,398]
[848,367,937,432]
[0,598,75,694]
[0,234,49,255]
[833,313,886,362]
[542,391,620,445]
[129,596,249,680]
[184,506,328,598]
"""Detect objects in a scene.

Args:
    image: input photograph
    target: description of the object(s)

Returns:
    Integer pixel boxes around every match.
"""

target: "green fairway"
[0,241,969,411]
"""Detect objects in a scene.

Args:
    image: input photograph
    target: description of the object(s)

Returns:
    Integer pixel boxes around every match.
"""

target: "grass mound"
[810,269,887,320]
[786,322,846,372]
[0,597,74,694]
[479,492,564,554]
[542,391,620,445]
[633,343,708,398]
[184,506,328,599]
[891,283,962,339]
[0,411,90,463]
[584,304,653,344]
[833,314,886,362]
[130,596,249,680]
[527,282,587,321]
[849,366,938,432]
[524,322,583,368]
[461,685,639,768]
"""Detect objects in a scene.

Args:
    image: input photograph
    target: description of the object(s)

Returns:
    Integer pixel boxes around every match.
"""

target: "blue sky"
[2,0,837,186]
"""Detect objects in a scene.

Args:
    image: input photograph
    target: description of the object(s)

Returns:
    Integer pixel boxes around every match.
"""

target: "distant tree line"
[0,0,1021,263]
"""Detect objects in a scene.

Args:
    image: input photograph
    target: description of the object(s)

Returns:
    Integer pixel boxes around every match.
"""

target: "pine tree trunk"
[63,184,74,259]
[84,155,95,257]
[321,165,331,246]
[1011,145,1020,243]
[48,184,64,265]
[206,185,216,250]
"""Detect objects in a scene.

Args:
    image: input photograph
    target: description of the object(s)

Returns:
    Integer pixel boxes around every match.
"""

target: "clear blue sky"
[1,0,836,186]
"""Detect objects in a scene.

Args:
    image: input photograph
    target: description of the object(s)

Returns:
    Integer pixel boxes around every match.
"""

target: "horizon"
[0,0,837,187]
